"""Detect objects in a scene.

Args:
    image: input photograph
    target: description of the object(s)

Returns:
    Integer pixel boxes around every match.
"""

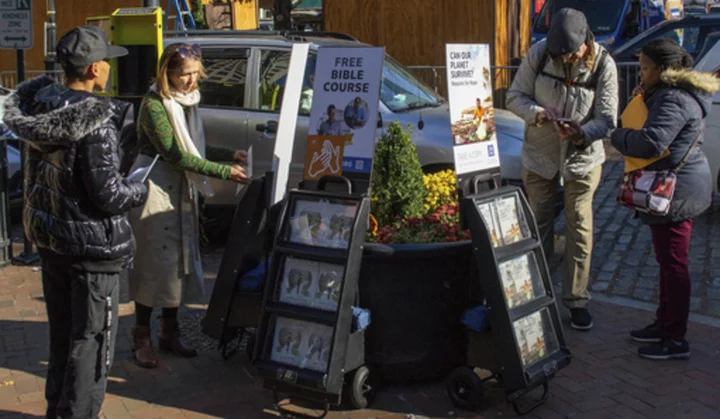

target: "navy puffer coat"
[611,69,720,224]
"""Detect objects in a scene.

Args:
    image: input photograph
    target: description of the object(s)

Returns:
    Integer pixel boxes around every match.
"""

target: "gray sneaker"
[638,339,690,360]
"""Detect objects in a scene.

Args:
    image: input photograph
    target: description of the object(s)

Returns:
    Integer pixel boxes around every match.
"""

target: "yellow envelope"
[621,95,670,173]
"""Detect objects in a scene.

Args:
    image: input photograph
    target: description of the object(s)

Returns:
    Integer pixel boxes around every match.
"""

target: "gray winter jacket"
[611,69,720,224]
[506,39,618,181]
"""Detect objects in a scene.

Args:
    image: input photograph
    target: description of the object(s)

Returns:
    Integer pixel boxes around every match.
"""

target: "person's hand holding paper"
[621,94,671,173]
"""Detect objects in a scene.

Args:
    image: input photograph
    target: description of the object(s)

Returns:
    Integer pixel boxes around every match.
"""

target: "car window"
[621,25,703,60]
[200,48,250,108]
[381,55,443,112]
[679,27,701,54]
[257,49,317,115]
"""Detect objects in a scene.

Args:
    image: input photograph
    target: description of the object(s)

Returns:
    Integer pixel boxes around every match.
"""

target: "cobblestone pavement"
[553,152,720,318]
[1,242,720,419]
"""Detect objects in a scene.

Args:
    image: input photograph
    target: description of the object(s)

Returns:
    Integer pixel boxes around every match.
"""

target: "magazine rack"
[447,185,571,415]
[202,174,278,360]
[252,185,372,418]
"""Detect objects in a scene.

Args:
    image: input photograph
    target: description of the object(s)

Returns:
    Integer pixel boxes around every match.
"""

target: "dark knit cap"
[546,8,589,56]
[641,38,694,70]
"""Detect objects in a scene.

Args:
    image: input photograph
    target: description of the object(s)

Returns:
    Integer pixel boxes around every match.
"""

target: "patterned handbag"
[617,132,701,216]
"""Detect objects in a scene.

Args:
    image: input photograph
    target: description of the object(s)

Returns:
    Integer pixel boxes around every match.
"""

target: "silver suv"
[165,32,526,208]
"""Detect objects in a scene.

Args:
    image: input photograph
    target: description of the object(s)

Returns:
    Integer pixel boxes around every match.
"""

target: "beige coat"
[128,154,204,308]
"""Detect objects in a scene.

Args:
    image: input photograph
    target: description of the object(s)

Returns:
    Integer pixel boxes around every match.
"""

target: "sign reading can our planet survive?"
[0,0,32,50]
[445,44,500,179]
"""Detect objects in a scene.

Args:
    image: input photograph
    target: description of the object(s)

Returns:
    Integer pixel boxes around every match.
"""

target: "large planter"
[359,240,481,383]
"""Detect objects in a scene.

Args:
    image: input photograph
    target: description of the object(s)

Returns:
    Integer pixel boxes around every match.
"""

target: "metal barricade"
[408,65,519,110]
[408,62,641,112]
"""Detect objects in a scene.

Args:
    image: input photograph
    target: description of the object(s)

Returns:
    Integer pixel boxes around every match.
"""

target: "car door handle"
[255,121,278,134]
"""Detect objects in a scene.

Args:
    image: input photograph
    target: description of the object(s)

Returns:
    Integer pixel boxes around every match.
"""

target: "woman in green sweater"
[128,43,250,368]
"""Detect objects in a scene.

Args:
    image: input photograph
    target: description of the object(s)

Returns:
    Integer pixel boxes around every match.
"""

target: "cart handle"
[317,175,353,194]
[363,243,395,257]
[471,173,499,194]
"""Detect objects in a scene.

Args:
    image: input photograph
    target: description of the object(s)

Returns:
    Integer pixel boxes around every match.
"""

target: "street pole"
[12,50,39,265]
[43,0,59,75]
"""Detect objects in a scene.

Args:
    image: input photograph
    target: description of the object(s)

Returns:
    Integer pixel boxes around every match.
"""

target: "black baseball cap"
[56,25,128,67]
[546,8,589,56]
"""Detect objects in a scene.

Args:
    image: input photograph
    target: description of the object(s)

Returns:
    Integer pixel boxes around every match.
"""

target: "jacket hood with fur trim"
[661,68,720,117]
[2,76,114,146]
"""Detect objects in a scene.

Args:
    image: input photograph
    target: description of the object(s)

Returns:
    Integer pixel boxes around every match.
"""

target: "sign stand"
[446,182,571,414]
[202,43,308,358]
[248,45,383,416]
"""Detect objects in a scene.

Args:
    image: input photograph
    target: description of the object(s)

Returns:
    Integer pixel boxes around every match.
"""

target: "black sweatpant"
[41,257,120,419]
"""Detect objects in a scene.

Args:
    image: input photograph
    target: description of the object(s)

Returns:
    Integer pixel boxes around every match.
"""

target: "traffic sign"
[0,0,33,50]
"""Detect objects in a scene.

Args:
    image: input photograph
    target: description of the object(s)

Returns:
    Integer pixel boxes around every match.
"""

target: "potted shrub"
[359,122,480,383]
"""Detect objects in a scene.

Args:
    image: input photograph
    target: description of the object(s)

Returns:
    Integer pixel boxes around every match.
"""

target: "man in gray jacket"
[506,8,618,330]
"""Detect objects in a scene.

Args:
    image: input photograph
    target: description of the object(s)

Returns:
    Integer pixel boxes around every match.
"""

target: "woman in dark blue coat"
[611,38,720,360]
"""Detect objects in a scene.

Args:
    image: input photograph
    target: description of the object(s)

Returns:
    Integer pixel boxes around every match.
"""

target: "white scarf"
[150,83,214,198]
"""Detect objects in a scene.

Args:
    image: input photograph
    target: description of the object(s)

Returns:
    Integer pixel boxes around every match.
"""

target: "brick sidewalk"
[1,252,719,419]
[553,153,720,318]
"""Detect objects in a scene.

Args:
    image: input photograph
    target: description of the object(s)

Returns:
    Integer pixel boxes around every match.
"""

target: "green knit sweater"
[137,91,235,180]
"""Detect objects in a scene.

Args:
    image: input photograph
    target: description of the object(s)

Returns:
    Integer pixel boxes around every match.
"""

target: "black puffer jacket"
[2,76,148,264]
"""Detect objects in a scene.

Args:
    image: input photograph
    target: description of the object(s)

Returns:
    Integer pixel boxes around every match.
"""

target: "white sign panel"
[304,47,384,180]
[0,0,33,50]
[271,43,309,205]
[445,44,500,175]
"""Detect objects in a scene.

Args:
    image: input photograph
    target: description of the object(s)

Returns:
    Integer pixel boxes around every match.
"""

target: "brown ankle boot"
[132,325,159,368]
[158,317,197,358]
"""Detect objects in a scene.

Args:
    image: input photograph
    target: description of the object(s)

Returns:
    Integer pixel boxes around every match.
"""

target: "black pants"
[41,257,120,419]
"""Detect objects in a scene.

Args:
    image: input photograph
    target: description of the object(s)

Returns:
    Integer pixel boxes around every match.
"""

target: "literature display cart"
[447,186,571,414]
[202,176,278,361]
[252,186,373,417]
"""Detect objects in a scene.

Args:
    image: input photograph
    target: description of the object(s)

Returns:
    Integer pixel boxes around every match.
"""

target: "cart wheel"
[221,328,245,361]
[446,366,484,411]
[246,333,256,361]
[347,366,374,409]
[221,341,237,360]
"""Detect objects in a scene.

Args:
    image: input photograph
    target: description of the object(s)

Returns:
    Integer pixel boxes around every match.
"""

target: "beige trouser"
[521,166,602,309]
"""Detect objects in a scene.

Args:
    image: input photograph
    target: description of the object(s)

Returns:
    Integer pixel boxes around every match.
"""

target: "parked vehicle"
[163,32,528,214]
[684,4,708,16]
[531,0,683,51]
[694,40,720,191]
[612,14,720,110]
[612,14,720,61]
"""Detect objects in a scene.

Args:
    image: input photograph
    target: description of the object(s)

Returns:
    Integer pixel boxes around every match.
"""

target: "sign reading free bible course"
[304,47,384,182]
[445,44,501,188]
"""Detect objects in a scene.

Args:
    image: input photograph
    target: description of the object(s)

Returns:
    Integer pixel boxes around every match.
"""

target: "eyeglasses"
[176,44,201,59]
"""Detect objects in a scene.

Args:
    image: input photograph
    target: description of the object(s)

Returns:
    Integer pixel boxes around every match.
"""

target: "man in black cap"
[2,26,148,418]
[507,8,618,331]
